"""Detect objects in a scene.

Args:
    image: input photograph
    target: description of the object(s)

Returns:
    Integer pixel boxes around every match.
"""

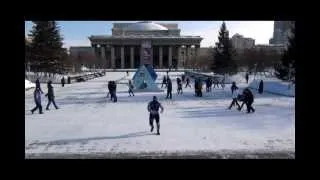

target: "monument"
[132,40,161,92]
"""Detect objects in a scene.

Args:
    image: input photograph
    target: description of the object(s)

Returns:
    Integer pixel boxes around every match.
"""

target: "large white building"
[231,33,255,51]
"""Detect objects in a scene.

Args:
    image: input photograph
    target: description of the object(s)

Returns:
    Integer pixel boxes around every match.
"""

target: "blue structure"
[132,65,161,92]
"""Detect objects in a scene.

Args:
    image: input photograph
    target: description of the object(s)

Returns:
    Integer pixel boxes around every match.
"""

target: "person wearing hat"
[31,87,43,114]
[147,96,164,135]
[45,80,59,110]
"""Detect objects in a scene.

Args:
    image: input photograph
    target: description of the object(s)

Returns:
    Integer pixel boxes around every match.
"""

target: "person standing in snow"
[31,87,43,114]
[177,78,183,95]
[107,81,112,100]
[238,88,255,113]
[245,72,249,84]
[67,76,71,84]
[182,74,186,83]
[111,81,117,102]
[35,78,43,94]
[258,80,264,94]
[228,82,240,109]
[185,77,191,88]
[128,80,134,96]
[166,78,172,99]
[61,76,65,87]
[213,77,219,89]
[161,76,167,88]
[205,78,210,92]
[147,96,164,135]
[45,80,59,110]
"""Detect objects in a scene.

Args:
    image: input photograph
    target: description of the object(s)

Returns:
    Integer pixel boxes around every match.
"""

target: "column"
[101,45,106,60]
[159,46,163,68]
[130,47,134,69]
[168,46,172,68]
[121,46,125,69]
[111,46,115,68]
[177,46,182,68]
[186,45,191,68]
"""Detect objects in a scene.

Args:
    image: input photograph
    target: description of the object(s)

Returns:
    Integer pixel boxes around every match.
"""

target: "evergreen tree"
[275,22,295,80]
[28,21,67,73]
[211,22,237,75]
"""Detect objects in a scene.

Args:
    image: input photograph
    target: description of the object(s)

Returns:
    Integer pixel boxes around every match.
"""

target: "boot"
[150,126,154,132]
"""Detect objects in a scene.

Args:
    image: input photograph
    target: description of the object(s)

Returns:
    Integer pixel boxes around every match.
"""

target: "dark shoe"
[46,108,49,111]
[156,131,160,135]
[150,126,154,132]
[40,112,43,114]
[31,110,34,114]
[56,107,59,109]
[252,109,255,113]
[237,108,241,111]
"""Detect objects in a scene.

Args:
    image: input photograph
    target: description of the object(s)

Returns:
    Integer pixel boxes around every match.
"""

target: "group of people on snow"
[31,79,59,114]
[228,82,255,113]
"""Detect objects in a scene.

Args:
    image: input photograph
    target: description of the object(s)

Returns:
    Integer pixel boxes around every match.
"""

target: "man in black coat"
[111,81,117,102]
[238,88,255,113]
[45,81,59,110]
[161,76,167,88]
[185,77,191,88]
[166,78,172,99]
[245,72,249,84]
[258,80,264,94]
[61,77,65,87]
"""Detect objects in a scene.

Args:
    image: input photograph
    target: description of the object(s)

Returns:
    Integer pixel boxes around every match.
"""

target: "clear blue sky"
[25,21,274,49]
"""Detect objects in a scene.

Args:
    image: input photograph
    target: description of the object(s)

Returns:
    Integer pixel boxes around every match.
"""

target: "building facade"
[269,21,294,45]
[71,22,203,69]
[231,33,255,51]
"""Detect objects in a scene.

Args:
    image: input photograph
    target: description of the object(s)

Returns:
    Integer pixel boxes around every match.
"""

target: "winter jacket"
[258,80,264,94]
[231,84,238,94]
[243,88,254,103]
[46,83,55,99]
[34,89,41,104]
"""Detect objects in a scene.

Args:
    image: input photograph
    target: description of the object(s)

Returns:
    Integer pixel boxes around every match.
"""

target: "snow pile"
[249,79,295,97]
[25,80,35,90]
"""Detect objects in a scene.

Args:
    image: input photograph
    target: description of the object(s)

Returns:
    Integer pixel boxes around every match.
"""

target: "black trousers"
[128,89,134,96]
[177,87,183,94]
[32,102,43,114]
[161,83,167,88]
[246,101,255,113]
[149,113,160,131]
[229,98,240,109]
[167,90,172,99]
[185,83,191,88]
[46,98,58,109]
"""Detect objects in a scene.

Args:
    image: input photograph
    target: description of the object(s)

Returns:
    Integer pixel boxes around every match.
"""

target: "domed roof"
[124,21,168,31]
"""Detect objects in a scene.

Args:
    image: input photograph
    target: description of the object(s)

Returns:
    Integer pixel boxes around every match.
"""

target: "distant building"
[231,34,255,51]
[269,21,294,46]
[254,44,285,54]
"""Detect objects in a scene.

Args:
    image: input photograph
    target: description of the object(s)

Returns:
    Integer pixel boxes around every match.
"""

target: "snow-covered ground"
[249,79,295,97]
[25,80,35,90]
[25,71,295,158]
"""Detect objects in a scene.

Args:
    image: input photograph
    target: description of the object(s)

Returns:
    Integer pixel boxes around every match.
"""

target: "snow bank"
[25,80,35,90]
[249,79,295,97]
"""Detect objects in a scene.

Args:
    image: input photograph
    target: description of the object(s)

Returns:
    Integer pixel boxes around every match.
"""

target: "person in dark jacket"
[238,88,255,113]
[213,77,219,88]
[147,96,164,135]
[61,77,65,87]
[31,87,43,114]
[198,79,203,97]
[35,78,43,94]
[166,78,172,99]
[128,80,134,96]
[206,78,210,92]
[182,74,186,83]
[258,80,264,94]
[177,78,183,95]
[245,72,249,84]
[67,76,71,84]
[228,83,240,109]
[161,76,167,88]
[111,81,117,102]
[185,77,191,88]
[107,81,112,100]
[45,80,59,110]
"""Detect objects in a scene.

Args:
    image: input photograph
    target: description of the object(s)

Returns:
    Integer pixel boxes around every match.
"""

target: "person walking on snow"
[45,80,59,110]
[238,88,255,113]
[61,76,65,87]
[147,96,164,135]
[161,76,167,88]
[31,87,43,114]
[128,80,135,96]
[245,72,249,84]
[35,78,43,94]
[166,78,172,99]
[185,77,191,88]
[258,80,264,94]
[228,82,240,109]
[177,78,183,95]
